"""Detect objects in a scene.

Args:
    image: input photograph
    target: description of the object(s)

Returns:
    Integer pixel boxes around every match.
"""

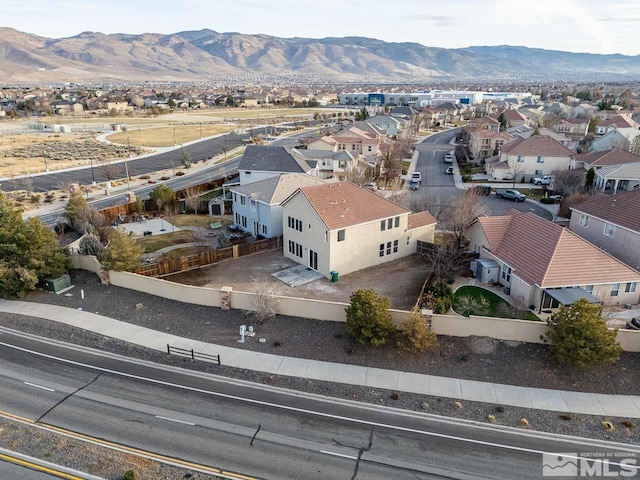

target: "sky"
[4,0,640,55]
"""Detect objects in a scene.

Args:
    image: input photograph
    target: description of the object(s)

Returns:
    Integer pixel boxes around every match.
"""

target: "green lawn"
[170,214,231,229]
[135,230,195,253]
[453,286,539,321]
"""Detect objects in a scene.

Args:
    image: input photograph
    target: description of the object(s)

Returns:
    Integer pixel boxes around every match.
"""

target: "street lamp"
[173,128,177,146]
[42,146,49,172]
[125,136,132,190]
[200,123,203,139]
[90,157,95,185]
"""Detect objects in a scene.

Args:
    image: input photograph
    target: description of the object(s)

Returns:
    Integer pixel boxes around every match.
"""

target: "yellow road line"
[0,410,258,480]
[0,452,83,480]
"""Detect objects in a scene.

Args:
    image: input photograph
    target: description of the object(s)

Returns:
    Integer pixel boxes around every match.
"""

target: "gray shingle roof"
[231,173,327,205]
[238,145,312,173]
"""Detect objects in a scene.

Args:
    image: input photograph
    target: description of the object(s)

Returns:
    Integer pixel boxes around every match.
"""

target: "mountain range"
[2,27,640,82]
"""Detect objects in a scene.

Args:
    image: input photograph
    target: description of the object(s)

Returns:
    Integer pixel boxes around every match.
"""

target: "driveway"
[167,249,430,310]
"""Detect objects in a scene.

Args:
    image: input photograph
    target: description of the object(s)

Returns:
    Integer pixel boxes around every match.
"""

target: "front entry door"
[309,250,318,270]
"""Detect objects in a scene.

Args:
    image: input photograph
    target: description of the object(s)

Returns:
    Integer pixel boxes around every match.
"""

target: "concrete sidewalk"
[1,299,639,418]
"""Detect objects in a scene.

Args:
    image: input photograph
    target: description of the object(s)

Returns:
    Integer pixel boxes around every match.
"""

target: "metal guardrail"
[167,344,221,365]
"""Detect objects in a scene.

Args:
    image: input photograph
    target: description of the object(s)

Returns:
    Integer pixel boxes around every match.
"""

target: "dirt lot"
[107,124,233,147]
[168,249,429,310]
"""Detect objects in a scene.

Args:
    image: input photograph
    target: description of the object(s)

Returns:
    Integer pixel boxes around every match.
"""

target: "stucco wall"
[501,153,572,179]
[71,254,103,275]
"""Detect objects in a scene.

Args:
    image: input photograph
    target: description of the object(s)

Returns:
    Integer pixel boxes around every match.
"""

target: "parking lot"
[168,249,430,310]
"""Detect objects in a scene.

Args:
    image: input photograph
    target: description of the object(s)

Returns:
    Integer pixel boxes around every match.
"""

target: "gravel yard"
[0,312,637,445]
[22,270,640,396]
[168,250,429,310]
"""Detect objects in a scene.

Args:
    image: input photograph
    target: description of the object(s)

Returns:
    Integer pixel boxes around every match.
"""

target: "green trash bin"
[330,271,339,283]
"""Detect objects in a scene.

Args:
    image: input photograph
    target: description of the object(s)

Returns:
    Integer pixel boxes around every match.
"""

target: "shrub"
[396,308,438,354]
[424,281,454,314]
[123,470,138,480]
[539,197,555,204]
[175,171,185,176]
[139,175,151,180]
[345,289,394,347]
[99,231,143,272]
[78,233,103,256]
[546,299,622,368]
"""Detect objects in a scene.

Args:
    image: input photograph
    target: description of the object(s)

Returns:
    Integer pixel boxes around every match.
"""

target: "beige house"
[553,118,589,139]
[280,182,436,278]
[466,211,640,311]
[306,126,381,165]
[575,148,640,171]
[470,130,515,159]
[499,109,528,128]
[570,190,640,271]
[486,135,575,182]
[105,100,133,112]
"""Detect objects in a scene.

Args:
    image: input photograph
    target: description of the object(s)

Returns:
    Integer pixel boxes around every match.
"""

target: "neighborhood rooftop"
[576,148,640,167]
[238,145,312,173]
[294,181,410,231]
[571,189,640,233]
[474,211,640,287]
[499,135,575,157]
[231,173,327,205]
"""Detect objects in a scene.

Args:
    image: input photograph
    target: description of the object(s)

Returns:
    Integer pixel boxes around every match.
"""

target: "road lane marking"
[155,415,196,426]
[320,450,358,460]
[1,339,639,473]
[23,381,55,392]
[0,451,83,480]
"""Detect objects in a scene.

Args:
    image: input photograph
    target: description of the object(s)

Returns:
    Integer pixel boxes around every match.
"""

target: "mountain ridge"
[1,27,639,82]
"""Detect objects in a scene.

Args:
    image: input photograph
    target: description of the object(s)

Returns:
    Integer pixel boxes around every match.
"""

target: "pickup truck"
[495,189,526,202]
[533,175,552,185]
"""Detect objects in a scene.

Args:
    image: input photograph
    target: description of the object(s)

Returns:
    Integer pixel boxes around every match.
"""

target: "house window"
[603,223,616,238]
[296,243,302,258]
[537,156,544,163]
[338,161,346,168]
[337,229,345,242]
[288,240,294,254]
[393,239,398,253]
[579,214,589,227]
[502,264,512,283]
[262,225,267,235]
[233,193,237,202]
[611,283,620,297]
[626,282,637,293]
[407,236,410,245]
[296,220,302,232]
[352,144,356,150]
[381,220,386,231]
[235,213,240,224]
[240,195,246,206]
[473,243,480,254]
[534,169,543,175]
[245,171,251,180]
[241,216,247,228]
[387,218,393,230]
[517,156,524,162]
[585,285,594,294]
[379,244,385,257]
[394,216,400,228]
[325,231,328,243]
[386,241,392,255]
[368,146,372,152]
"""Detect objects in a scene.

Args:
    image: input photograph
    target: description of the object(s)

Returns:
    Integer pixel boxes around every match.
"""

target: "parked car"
[411,172,422,182]
[625,317,640,330]
[365,182,377,190]
[495,189,526,202]
[471,185,492,196]
[445,166,454,175]
[444,154,454,163]
[533,175,553,185]
[409,180,420,191]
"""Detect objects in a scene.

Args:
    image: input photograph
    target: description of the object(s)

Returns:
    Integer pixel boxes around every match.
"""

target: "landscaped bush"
[123,470,138,480]
[423,281,454,314]
[345,289,394,347]
[539,197,555,204]
[397,308,438,354]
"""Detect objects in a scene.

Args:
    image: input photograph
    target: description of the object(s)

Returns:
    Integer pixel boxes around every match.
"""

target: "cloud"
[399,14,459,26]
[599,16,640,23]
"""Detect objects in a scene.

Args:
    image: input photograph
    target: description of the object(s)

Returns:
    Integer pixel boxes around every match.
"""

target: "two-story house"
[365,115,407,136]
[593,162,640,194]
[499,109,529,128]
[280,182,436,278]
[293,149,357,180]
[466,211,640,311]
[574,148,640,171]
[471,130,516,159]
[570,190,640,271]
[306,126,382,165]
[595,115,638,135]
[486,135,575,181]
[230,174,327,238]
[236,145,317,185]
[553,118,589,140]
[591,128,640,152]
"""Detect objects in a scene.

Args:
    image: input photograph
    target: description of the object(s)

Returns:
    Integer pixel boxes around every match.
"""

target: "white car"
[533,175,552,185]
[411,172,422,182]
[444,154,454,163]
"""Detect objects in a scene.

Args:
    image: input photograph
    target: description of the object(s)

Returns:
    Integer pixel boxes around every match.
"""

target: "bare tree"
[76,206,105,234]
[22,175,34,194]
[552,169,586,196]
[100,163,120,181]
[467,127,484,162]
[251,278,278,324]
[344,161,374,185]
[505,157,527,188]
[184,186,203,214]
[407,191,453,223]
[420,233,470,282]
[445,189,490,248]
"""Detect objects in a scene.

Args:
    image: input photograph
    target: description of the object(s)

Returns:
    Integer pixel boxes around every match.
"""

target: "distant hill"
[2,27,640,82]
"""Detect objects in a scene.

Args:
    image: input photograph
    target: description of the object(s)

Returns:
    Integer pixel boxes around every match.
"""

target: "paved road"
[412,130,553,220]
[0,328,637,480]
[0,461,59,480]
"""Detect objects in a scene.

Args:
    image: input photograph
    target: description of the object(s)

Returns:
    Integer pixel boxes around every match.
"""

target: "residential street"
[0,329,638,480]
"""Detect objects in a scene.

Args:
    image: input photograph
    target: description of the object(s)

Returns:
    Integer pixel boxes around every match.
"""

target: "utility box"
[470,258,499,284]
[40,274,71,293]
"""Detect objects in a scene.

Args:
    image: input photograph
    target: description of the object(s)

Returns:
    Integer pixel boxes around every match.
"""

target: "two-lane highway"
[0,328,638,480]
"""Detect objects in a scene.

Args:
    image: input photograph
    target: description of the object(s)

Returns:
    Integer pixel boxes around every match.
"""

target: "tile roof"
[561,118,590,125]
[500,135,575,157]
[294,182,410,230]
[595,162,640,180]
[571,189,640,233]
[600,115,634,128]
[576,148,640,167]
[238,145,312,173]
[407,211,437,230]
[231,173,327,205]
[474,212,640,287]
[500,110,527,122]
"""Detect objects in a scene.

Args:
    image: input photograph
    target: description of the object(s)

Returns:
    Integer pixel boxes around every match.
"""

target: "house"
[105,100,133,112]
[570,189,640,271]
[51,101,84,115]
[280,182,436,278]
[570,103,597,119]
[468,116,500,132]
[591,128,640,152]
[595,109,627,121]
[537,128,571,147]
[365,115,406,136]
[470,129,516,159]
[553,118,589,139]
[293,149,357,180]
[307,126,382,165]
[236,145,317,185]
[230,174,327,238]
[592,162,640,194]
[595,115,638,135]
[575,148,640,171]
[485,135,575,182]
[507,125,536,140]
[241,97,259,108]
[499,109,528,128]
[466,211,640,310]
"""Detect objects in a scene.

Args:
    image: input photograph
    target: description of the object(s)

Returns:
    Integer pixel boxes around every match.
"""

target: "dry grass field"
[106,124,233,147]
[0,132,146,177]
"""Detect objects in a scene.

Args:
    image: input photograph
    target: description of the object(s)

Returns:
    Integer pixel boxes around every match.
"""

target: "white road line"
[155,415,196,426]
[23,382,55,392]
[2,340,640,472]
[320,450,358,460]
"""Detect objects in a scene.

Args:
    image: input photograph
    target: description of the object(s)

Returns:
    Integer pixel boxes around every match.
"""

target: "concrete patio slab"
[272,264,324,287]
[119,218,179,236]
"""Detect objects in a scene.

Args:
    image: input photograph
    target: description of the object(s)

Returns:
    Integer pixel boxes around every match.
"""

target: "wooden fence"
[135,236,282,277]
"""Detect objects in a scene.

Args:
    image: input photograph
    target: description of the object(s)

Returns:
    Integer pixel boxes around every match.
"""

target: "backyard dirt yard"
[168,250,430,310]
[0,131,146,177]
[107,124,234,147]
